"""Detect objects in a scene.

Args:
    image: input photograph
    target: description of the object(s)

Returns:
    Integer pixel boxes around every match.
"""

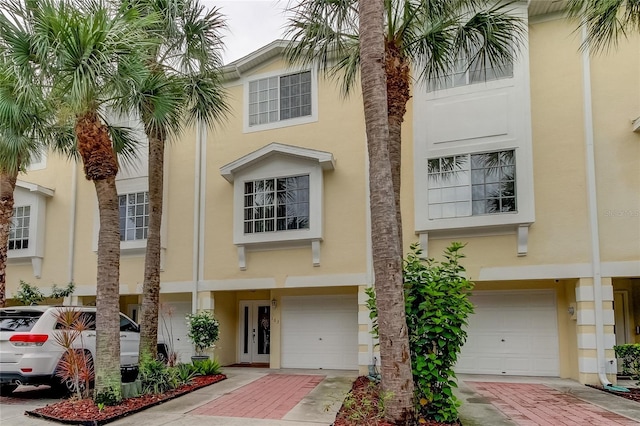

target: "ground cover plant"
[26,359,225,424]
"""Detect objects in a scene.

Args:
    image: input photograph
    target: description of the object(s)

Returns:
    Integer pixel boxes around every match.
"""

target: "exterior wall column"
[196,291,216,359]
[576,277,616,384]
[358,285,378,376]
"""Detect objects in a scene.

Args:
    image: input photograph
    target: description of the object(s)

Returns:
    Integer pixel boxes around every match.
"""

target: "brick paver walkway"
[468,382,639,425]
[191,374,325,419]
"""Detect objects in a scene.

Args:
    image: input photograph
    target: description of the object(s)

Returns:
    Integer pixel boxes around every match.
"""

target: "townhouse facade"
[5,1,639,385]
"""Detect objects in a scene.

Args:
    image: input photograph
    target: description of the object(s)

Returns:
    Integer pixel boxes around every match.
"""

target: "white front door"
[238,301,271,364]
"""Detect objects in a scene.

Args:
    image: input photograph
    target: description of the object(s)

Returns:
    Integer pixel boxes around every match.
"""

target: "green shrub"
[173,363,197,385]
[94,388,120,406]
[614,343,640,383]
[138,355,177,394]
[367,242,474,423]
[186,311,220,355]
[192,358,221,376]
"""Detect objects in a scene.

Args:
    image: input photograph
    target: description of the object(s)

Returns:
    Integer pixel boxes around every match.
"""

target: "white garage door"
[281,295,358,370]
[456,290,559,376]
[158,301,193,364]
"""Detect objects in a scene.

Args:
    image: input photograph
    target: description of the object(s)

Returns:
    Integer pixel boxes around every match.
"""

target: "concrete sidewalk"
[2,369,639,425]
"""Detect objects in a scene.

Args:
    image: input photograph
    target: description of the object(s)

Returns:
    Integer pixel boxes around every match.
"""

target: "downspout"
[580,23,621,390]
[198,125,207,295]
[192,121,204,314]
[66,161,78,305]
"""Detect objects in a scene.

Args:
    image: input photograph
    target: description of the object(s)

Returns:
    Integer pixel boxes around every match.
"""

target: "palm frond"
[285,0,360,85]
[567,0,640,52]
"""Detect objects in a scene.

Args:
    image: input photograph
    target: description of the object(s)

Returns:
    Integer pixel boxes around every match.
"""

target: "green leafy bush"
[614,343,640,383]
[192,358,221,376]
[14,281,75,305]
[367,242,474,423]
[138,355,178,394]
[173,363,197,385]
[186,311,220,355]
[94,388,120,406]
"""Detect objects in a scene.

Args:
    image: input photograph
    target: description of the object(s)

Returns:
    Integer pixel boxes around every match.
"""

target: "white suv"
[0,306,168,395]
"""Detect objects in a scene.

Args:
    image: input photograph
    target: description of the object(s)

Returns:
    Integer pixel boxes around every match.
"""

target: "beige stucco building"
[5,2,639,385]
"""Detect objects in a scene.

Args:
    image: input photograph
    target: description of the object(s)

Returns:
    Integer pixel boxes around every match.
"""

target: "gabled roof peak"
[220,142,335,182]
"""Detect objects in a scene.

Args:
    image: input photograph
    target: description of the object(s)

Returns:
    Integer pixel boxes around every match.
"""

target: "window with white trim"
[249,71,312,126]
[220,143,335,269]
[119,192,149,241]
[427,150,516,219]
[9,206,30,250]
[428,52,513,91]
[244,175,310,233]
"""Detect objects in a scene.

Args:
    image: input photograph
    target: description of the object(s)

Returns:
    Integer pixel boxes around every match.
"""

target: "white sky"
[204,1,290,64]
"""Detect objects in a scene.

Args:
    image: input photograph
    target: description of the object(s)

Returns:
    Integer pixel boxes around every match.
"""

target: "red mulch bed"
[587,384,640,403]
[26,374,226,425]
[333,376,459,426]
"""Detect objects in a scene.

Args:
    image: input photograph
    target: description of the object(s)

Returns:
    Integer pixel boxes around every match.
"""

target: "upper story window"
[119,191,149,241]
[428,54,513,92]
[244,175,310,234]
[249,71,312,127]
[427,150,516,219]
[9,206,31,250]
[8,181,54,278]
[220,143,335,269]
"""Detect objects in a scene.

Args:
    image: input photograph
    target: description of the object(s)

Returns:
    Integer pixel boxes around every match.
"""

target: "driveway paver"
[468,382,639,426]
[191,374,325,419]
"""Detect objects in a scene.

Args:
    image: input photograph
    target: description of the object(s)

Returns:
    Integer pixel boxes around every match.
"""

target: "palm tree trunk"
[139,131,164,361]
[0,170,18,308]
[385,41,411,253]
[358,0,414,423]
[93,177,122,398]
[75,111,121,400]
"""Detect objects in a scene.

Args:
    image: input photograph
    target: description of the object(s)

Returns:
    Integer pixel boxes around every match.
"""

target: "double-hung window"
[428,51,513,91]
[243,175,310,234]
[245,70,318,132]
[119,192,149,241]
[427,150,516,219]
[9,206,30,250]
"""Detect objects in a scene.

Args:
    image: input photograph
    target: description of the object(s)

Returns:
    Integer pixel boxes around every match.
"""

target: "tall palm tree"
[114,0,228,362]
[0,0,157,399]
[286,0,524,251]
[0,58,48,308]
[567,0,640,52]
[358,0,415,422]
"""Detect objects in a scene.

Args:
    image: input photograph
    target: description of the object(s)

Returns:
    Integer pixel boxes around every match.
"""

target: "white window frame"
[9,206,31,251]
[243,68,319,133]
[427,149,517,219]
[220,143,335,270]
[8,181,54,278]
[242,175,310,234]
[119,190,149,242]
[92,176,167,258]
[427,53,514,92]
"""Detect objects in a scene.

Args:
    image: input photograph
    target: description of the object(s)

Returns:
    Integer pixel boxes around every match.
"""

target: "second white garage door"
[455,290,559,376]
[281,295,358,370]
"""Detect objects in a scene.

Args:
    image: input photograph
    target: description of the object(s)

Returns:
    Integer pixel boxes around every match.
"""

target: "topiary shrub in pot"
[186,310,220,364]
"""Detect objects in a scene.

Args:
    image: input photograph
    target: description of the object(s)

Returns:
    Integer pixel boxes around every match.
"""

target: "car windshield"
[0,311,43,332]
